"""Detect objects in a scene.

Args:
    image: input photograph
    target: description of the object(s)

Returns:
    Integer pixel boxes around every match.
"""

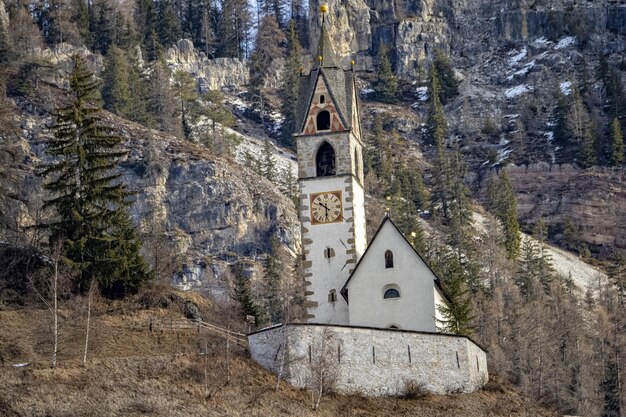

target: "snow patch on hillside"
[505,84,532,98]
[508,48,527,66]
[560,81,573,95]
[555,36,576,50]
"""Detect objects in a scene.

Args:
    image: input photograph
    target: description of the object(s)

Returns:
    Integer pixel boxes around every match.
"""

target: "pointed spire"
[313,4,340,69]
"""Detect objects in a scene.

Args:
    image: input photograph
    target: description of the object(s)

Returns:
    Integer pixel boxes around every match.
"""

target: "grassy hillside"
[0,288,555,417]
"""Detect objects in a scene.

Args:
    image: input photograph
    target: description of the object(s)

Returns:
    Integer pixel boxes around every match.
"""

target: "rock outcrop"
[7,98,299,293]
[503,163,626,255]
[164,39,249,91]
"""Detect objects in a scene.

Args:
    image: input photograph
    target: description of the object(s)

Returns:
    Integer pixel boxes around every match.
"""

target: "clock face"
[310,191,343,225]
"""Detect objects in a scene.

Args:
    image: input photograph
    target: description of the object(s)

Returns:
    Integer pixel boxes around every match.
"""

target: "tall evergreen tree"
[374,42,398,104]
[172,69,198,139]
[432,49,459,104]
[134,0,162,61]
[156,0,181,48]
[597,55,626,120]
[609,118,624,166]
[279,20,302,148]
[249,15,285,93]
[486,171,521,258]
[436,251,474,336]
[232,262,264,324]
[217,0,251,59]
[39,54,151,296]
[260,140,276,181]
[102,46,131,117]
[263,235,284,324]
[146,60,181,136]
[91,0,116,54]
[428,71,451,221]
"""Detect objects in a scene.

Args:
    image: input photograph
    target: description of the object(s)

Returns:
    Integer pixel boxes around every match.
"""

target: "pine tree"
[172,69,198,139]
[217,0,251,59]
[249,15,285,94]
[517,238,539,299]
[486,171,521,259]
[263,235,284,324]
[609,118,624,165]
[102,46,131,117]
[146,60,181,136]
[134,0,162,61]
[597,55,626,120]
[428,70,451,221]
[70,0,92,48]
[91,0,116,54]
[447,142,472,252]
[436,251,474,336]
[260,140,276,182]
[232,262,264,324]
[432,49,459,104]
[279,19,302,148]
[39,54,151,296]
[157,0,181,48]
[126,51,152,126]
[374,42,398,103]
[552,85,571,164]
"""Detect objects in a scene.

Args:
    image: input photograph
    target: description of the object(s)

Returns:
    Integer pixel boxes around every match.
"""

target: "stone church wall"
[248,324,488,396]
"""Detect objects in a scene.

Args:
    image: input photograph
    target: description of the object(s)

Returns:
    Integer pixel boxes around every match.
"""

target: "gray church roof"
[295,16,358,134]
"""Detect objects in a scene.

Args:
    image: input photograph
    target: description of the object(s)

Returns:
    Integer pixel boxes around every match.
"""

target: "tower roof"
[294,7,360,136]
[312,14,340,70]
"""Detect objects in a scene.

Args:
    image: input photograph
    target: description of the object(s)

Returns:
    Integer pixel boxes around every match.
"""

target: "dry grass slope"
[0,289,556,417]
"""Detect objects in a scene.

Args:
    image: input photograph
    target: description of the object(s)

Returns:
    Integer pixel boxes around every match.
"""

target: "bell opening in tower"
[316,142,336,177]
[316,110,331,131]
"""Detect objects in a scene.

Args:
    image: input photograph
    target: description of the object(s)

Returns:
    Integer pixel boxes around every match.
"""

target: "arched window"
[319,94,326,104]
[385,250,394,268]
[316,110,331,131]
[384,288,400,299]
[316,142,336,176]
[354,149,359,178]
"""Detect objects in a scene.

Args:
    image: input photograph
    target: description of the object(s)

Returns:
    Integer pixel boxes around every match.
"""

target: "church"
[248,6,488,396]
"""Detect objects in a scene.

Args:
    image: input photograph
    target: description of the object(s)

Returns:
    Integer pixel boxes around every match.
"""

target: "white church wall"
[300,175,361,324]
[248,324,489,396]
[345,221,439,332]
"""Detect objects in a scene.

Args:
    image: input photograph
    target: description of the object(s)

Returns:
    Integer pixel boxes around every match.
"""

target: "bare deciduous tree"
[308,327,339,410]
[30,242,71,368]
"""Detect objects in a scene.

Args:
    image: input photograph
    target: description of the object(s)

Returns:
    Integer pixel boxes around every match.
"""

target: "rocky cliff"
[309,0,626,259]
[2,43,298,293]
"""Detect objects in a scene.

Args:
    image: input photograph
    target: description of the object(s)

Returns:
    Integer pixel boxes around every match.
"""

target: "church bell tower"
[294,5,367,325]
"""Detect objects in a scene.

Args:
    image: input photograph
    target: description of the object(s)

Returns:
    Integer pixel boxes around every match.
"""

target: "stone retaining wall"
[248,324,488,396]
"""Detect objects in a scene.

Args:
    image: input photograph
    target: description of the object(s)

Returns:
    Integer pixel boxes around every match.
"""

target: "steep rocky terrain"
[2,58,299,294]
[311,0,626,259]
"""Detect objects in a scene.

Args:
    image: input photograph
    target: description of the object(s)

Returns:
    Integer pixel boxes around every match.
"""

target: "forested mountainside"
[0,0,624,416]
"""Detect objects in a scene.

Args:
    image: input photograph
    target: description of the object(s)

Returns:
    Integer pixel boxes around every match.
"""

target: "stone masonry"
[248,324,489,396]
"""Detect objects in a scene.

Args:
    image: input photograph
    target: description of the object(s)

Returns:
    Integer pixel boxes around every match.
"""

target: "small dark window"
[384,288,400,299]
[320,94,325,104]
[316,142,336,176]
[316,110,331,131]
[385,250,394,268]
[324,247,335,258]
[389,325,398,329]
[328,289,337,302]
